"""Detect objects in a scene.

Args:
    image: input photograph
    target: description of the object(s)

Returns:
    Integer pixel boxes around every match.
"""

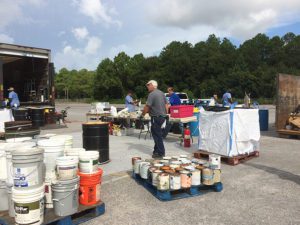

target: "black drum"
[82,122,110,164]
[29,107,45,127]
[12,108,29,121]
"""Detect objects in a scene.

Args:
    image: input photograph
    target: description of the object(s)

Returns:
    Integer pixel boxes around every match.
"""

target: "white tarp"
[198,109,260,157]
[0,109,14,132]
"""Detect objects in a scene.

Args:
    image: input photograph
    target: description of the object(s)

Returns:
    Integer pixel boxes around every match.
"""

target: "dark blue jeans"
[151,116,166,156]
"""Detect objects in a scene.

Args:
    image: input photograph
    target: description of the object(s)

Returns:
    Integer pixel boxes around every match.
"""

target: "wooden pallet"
[0,202,105,225]
[277,129,300,139]
[132,173,223,201]
[194,150,260,166]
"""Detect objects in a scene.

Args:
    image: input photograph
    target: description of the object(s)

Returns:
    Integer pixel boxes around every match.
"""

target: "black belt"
[151,115,167,118]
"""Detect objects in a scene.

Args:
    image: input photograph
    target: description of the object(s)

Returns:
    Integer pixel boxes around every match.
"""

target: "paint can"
[78,169,103,206]
[12,185,45,225]
[44,177,53,209]
[0,180,9,211]
[169,164,180,170]
[172,156,180,160]
[154,163,164,169]
[140,163,151,179]
[191,169,201,186]
[180,170,192,189]
[50,135,73,151]
[159,160,169,165]
[79,151,99,173]
[163,156,171,160]
[157,173,170,191]
[52,176,79,216]
[131,157,142,166]
[148,167,157,180]
[209,154,221,170]
[56,156,79,180]
[37,139,65,178]
[133,159,143,174]
[213,169,221,183]
[202,168,214,185]
[170,173,181,190]
[65,148,86,158]
[152,170,162,187]
[180,154,188,158]
[12,148,44,189]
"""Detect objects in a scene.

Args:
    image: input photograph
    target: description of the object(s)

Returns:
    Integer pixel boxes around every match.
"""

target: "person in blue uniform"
[8,87,20,108]
[167,87,181,106]
[222,90,232,107]
[125,90,138,112]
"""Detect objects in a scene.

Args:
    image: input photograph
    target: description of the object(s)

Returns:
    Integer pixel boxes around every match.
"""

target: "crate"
[0,202,105,225]
[132,173,223,201]
[194,150,259,166]
[170,105,194,118]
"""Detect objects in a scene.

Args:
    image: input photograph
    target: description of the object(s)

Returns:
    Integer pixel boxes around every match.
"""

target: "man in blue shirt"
[222,90,232,107]
[167,87,181,106]
[125,90,137,112]
[8,87,20,108]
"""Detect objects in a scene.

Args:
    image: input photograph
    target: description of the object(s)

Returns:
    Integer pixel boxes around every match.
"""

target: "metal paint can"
[148,166,157,180]
[131,157,141,166]
[140,162,151,179]
[191,169,201,186]
[161,166,171,171]
[180,155,188,158]
[170,173,181,190]
[172,161,181,165]
[163,156,171,160]
[172,156,180,160]
[209,154,221,170]
[154,163,164,169]
[159,160,169,165]
[169,164,180,170]
[180,170,192,189]
[157,173,170,190]
[202,168,214,185]
[213,169,221,183]
[152,170,162,187]
[133,159,143,174]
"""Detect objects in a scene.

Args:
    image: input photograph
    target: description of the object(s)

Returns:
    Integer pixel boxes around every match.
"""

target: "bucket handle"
[11,161,42,178]
[52,187,78,205]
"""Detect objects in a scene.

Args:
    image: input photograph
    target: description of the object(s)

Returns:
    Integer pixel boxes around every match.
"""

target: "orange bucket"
[78,168,103,205]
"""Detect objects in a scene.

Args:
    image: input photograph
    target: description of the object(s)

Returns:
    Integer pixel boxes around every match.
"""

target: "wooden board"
[276,74,300,130]
[277,129,300,139]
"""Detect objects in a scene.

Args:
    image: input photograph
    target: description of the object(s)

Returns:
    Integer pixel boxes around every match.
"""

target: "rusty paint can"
[202,168,214,185]
[180,170,192,189]
[140,162,151,179]
[191,169,201,186]
[133,159,143,174]
[148,166,157,180]
[157,173,170,190]
[154,163,164,169]
[161,166,171,171]
[152,170,162,187]
[170,173,181,190]
[213,169,221,183]
[131,157,141,166]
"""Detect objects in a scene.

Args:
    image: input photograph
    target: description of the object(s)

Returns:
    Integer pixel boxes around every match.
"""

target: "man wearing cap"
[8,87,20,108]
[141,80,168,158]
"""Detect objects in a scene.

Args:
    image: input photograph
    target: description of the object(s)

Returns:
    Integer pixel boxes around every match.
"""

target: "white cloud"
[0,0,23,28]
[72,27,89,40]
[85,36,102,54]
[75,0,121,27]
[0,34,14,43]
[147,0,300,39]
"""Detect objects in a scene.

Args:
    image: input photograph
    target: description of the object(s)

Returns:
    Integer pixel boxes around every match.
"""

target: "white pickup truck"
[165,92,189,104]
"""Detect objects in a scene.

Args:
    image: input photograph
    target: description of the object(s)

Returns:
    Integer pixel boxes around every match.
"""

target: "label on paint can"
[57,165,77,180]
[15,199,44,225]
[14,166,39,188]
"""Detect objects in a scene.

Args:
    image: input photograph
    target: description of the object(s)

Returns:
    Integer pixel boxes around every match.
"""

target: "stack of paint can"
[78,151,103,206]
[132,154,222,191]
[11,147,45,225]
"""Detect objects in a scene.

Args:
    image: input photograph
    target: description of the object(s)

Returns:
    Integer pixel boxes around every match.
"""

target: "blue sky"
[1,0,300,70]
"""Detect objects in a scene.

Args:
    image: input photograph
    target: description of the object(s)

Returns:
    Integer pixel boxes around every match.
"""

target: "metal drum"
[82,122,109,164]
[12,108,29,121]
[29,107,45,127]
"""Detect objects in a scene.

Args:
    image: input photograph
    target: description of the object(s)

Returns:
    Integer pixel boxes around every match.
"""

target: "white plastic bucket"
[0,149,7,180]
[12,185,45,225]
[56,156,79,180]
[209,154,221,170]
[7,184,15,217]
[12,148,44,189]
[50,135,73,151]
[6,137,32,143]
[65,148,85,158]
[0,180,9,211]
[38,139,65,177]
[79,151,99,173]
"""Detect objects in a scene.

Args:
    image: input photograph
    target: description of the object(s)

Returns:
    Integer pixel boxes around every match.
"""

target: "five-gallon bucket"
[0,148,7,180]
[79,151,99,173]
[66,148,86,158]
[52,176,79,217]
[0,180,9,211]
[50,135,73,151]
[12,185,45,225]
[78,169,103,205]
[38,139,64,177]
[7,184,15,217]
[12,148,44,189]
[56,156,79,180]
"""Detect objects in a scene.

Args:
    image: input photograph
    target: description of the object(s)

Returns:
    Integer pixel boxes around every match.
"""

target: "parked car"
[194,99,212,107]
[165,92,189,104]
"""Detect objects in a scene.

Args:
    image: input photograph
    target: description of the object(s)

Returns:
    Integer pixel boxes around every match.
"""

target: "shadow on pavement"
[245,162,300,185]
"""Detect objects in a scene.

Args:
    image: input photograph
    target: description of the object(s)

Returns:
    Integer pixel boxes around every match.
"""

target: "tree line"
[55,32,300,101]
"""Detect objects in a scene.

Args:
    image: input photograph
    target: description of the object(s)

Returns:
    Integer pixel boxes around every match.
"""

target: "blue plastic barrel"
[259,109,269,131]
[189,112,199,136]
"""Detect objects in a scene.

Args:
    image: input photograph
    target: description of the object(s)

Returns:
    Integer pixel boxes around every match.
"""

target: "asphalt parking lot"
[42,103,300,225]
